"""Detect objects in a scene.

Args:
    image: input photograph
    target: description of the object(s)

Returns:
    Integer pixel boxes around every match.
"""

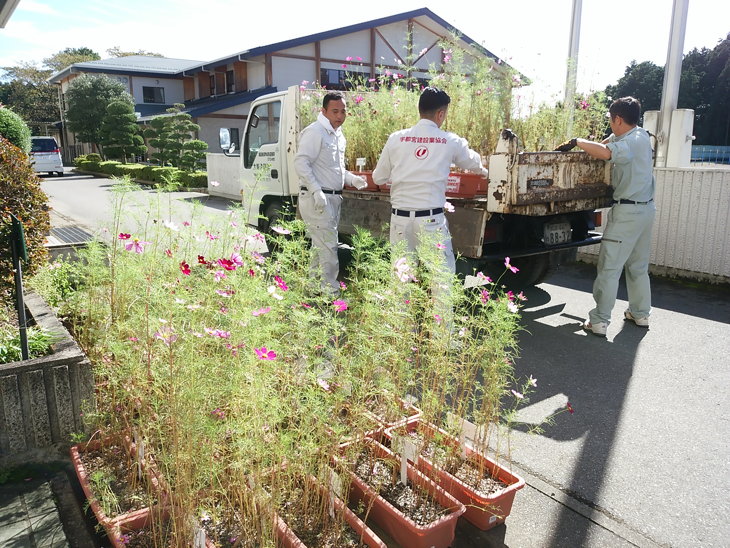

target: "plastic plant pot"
[338,438,465,548]
[384,418,525,530]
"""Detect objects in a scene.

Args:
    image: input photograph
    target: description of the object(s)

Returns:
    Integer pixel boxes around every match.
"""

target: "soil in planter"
[365,396,414,426]
[277,485,369,547]
[398,429,509,498]
[354,450,449,526]
[78,443,153,517]
[200,507,266,548]
[118,517,173,548]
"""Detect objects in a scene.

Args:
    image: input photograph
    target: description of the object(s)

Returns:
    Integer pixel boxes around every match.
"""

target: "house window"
[319,68,368,90]
[209,74,216,95]
[226,70,234,93]
[142,86,165,104]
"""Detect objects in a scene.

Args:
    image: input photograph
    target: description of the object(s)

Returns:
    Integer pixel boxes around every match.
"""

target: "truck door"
[242,98,284,227]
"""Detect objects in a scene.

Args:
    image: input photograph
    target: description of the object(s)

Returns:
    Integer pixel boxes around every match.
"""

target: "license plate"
[544,222,571,246]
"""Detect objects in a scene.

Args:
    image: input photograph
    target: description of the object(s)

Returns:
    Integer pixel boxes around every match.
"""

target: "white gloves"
[312,189,328,213]
[351,175,368,190]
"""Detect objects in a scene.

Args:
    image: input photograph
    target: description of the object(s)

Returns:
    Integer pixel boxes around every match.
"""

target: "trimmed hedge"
[72,157,207,188]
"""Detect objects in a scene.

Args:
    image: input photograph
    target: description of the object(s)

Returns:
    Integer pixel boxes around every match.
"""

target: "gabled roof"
[186,7,517,77]
[48,55,203,83]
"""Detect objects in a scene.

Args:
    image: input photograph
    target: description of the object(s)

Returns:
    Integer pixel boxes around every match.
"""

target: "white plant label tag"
[399,438,417,485]
[329,469,343,498]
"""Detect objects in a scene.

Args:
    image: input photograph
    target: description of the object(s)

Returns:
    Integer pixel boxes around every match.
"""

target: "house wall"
[130,76,185,105]
[247,60,267,90]
[272,57,316,89]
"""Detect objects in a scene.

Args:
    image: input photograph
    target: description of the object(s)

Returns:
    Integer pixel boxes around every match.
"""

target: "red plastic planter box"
[340,438,465,548]
[384,418,525,530]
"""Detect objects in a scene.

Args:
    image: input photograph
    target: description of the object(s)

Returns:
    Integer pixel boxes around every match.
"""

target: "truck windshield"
[244,101,281,169]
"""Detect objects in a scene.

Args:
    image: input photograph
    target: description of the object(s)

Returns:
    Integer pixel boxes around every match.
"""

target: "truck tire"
[263,200,287,256]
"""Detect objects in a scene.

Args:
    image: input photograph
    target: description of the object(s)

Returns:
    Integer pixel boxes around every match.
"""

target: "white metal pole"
[655,0,689,167]
[564,0,582,136]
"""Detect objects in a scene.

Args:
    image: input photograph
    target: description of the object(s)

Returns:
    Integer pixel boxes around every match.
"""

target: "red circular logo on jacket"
[415,146,429,160]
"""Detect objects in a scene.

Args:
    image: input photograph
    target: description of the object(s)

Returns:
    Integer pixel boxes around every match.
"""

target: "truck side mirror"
[219,128,231,150]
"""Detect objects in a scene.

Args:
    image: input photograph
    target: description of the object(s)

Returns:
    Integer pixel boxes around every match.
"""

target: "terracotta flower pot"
[384,418,525,530]
[70,438,159,548]
[338,438,465,548]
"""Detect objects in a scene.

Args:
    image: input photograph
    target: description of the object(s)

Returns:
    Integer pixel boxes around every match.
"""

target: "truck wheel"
[263,201,284,255]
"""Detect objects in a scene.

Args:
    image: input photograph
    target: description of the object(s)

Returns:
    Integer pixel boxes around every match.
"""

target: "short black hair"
[323,91,345,109]
[418,87,450,116]
[609,96,641,126]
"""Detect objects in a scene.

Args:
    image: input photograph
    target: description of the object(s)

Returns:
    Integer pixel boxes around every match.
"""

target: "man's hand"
[312,189,328,213]
[351,175,368,190]
[554,138,578,152]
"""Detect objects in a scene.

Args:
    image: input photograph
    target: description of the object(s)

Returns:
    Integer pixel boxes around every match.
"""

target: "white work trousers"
[298,189,342,294]
[389,212,456,274]
[589,203,656,325]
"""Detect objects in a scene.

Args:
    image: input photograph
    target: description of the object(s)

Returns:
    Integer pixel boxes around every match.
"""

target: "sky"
[1,0,728,107]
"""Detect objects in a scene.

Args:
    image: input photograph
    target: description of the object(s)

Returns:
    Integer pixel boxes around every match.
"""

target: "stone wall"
[0,292,95,464]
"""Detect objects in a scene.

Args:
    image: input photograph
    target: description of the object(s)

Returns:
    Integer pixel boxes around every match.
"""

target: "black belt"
[611,199,653,205]
[391,207,444,217]
[300,186,342,195]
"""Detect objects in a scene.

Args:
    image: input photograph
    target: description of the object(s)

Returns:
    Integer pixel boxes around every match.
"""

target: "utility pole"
[564,0,582,136]
[655,0,689,167]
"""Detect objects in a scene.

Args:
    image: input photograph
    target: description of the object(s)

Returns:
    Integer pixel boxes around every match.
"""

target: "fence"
[691,145,730,166]
[579,167,730,283]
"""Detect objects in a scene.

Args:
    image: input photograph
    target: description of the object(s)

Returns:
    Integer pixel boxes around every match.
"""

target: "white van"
[30,136,64,176]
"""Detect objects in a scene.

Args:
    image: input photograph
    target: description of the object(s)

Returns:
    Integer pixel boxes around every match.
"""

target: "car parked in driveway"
[30,136,64,176]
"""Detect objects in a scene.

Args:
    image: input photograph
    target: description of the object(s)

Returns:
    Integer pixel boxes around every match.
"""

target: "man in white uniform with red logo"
[294,91,368,295]
[372,87,489,274]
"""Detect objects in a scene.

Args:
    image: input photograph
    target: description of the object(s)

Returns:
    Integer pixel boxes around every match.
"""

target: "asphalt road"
[42,172,730,547]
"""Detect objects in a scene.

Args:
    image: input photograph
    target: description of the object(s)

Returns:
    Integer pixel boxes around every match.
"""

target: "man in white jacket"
[294,91,367,295]
[373,86,489,274]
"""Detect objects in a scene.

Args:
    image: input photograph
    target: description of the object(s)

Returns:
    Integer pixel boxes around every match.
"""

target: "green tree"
[0,106,31,152]
[0,80,58,134]
[143,104,207,168]
[100,101,146,163]
[605,61,664,112]
[106,46,163,58]
[43,47,100,73]
[65,74,132,153]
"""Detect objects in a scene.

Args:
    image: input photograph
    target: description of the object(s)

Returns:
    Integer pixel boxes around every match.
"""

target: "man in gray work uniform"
[559,96,656,337]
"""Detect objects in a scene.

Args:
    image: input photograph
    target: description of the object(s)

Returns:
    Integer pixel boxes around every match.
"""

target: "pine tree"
[142,104,207,168]
[100,101,146,163]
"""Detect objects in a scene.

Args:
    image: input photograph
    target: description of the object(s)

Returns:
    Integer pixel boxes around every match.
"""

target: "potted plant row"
[384,417,525,530]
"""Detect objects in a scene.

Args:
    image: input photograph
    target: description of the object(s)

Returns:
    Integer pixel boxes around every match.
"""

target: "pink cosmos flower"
[341,64,347,68]
[198,255,208,265]
[211,408,225,419]
[580,100,589,110]
[507,301,519,313]
[213,270,227,282]
[480,289,490,304]
[434,314,443,324]
[218,258,236,271]
[204,328,231,339]
[206,231,219,240]
[354,95,364,105]
[128,337,138,342]
[268,286,283,300]
[567,402,575,414]
[511,390,524,399]
[252,252,265,264]
[165,249,173,257]
[339,281,347,290]
[345,56,353,61]
[477,272,492,283]
[271,226,291,235]
[183,221,191,227]
[528,375,537,387]
[252,306,271,316]
[154,325,177,346]
[118,233,131,240]
[517,291,527,301]
[394,257,417,282]
[301,302,312,309]
[215,289,235,297]
[254,347,277,360]
[229,252,244,267]
[436,242,446,250]
[125,239,150,253]
[180,261,191,275]
[248,269,255,277]
[506,290,515,301]
[356,56,362,61]
[274,275,288,291]
[504,257,520,273]
[333,300,348,312]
